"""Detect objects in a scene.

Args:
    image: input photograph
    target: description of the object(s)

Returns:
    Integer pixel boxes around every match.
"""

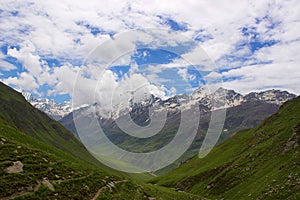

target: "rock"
[108,182,115,187]
[148,198,156,200]
[26,185,34,192]
[1,138,6,142]
[0,141,4,146]
[286,141,296,147]
[6,161,23,173]
[42,178,55,191]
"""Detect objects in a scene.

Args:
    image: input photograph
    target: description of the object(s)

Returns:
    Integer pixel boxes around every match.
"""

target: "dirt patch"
[91,179,128,200]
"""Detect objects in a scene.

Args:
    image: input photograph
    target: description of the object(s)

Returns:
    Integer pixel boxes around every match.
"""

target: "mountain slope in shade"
[150,96,300,199]
[0,82,98,166]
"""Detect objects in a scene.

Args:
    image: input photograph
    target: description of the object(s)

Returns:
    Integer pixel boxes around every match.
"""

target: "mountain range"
[22,87,295,122]
[1,81,299,199]
[58,87,295,173]
[22,86,295,174]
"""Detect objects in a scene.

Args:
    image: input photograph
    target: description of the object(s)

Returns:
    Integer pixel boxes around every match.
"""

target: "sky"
[0,0,299,104]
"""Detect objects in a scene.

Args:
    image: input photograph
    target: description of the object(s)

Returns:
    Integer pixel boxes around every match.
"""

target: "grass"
[0,113,203,199]
[150,96,300,199]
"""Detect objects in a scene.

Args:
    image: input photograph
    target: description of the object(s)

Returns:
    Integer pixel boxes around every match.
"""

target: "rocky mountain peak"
[21,91,72,120]
[244,89,297,105]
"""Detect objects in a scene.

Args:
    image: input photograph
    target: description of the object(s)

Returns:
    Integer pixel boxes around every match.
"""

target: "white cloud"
[222,62,300,94]
[72,68,167,116]
[3,72,39,93]
[7,42,44,77]
[0,0,299,100]
[0,52,17,71]
[0,60,16,71]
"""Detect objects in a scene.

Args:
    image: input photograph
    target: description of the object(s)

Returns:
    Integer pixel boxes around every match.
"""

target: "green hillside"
[151,96,300,199]
[60,100,280,176]
[0,82,202,199]
[0,121,201,199]
[0,82,101,166]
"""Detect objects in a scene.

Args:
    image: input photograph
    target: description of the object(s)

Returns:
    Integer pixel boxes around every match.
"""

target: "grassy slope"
[0,82,105,167]
[0,82,201,199]
[151,96,300,199]
[0,121,201,199]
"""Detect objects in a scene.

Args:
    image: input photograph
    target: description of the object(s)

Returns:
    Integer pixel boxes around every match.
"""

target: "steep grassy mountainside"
[151,96,300,199]
[0,82,100,166]
[0,82,202,199]
[153,101,279,175]
[0,121,201,199]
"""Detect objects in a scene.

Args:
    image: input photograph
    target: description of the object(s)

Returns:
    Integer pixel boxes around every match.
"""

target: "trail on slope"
[91,180,128,200]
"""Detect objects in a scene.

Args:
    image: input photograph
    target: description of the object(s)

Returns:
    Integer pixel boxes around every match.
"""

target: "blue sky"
[0,0,299,104]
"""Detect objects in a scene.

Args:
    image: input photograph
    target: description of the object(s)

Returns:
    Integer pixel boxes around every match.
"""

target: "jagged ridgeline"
[150,96,300,199]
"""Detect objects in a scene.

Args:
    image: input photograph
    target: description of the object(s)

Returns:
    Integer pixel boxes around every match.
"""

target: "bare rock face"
[6,161,23,173]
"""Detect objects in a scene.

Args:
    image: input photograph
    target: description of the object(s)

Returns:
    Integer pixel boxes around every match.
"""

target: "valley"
[1,81,299,199]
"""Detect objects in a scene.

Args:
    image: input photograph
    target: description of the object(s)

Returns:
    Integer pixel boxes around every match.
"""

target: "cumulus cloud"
[0,0,299,103]
[0,51,17,71]
[72,68,166,116]
[221,62,300,94]
[7,42,45,77]
[3,72,39,93]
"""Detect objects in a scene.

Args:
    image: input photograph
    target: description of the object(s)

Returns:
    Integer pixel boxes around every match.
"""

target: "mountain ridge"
[22,87,296,121]
[150,96,300,199]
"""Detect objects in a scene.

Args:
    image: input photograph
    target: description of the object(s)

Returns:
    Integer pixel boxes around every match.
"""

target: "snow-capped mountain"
[22,91,72,120]
[244,89,296,105]
[60,87,295,154]
[119,87,296,118]
[23,87,296,121]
